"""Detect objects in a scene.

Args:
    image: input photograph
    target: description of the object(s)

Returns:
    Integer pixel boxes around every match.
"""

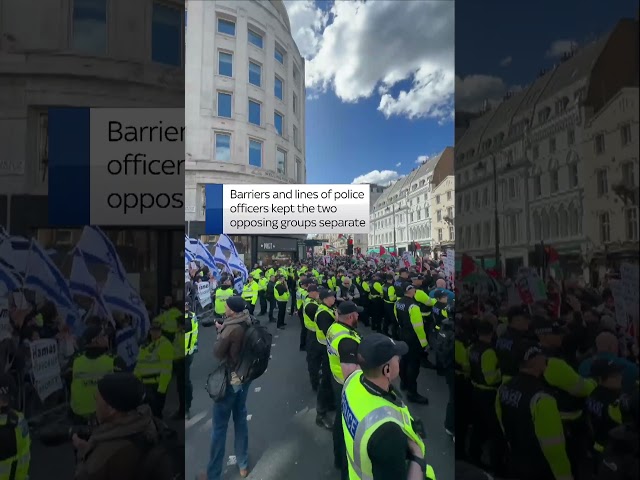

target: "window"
[293,67,299,83]
[274,112,283,136]
[622,162,636,188]
[509,215,518,243]
[599,212,610,242]
[293,125,299,148]
[508,178,516,199]
[436,195,441,204]
[449,226,454,240]
[569,163,579,188]
[248,29,263,48]
[276,149,286,175]
[483,222,490,245]
[72,0,107,54]
[446,191,451,200]
[595,134,605,154]
[549,137,556,153]
[218,51,232,76]
[248,100,261,126]
[217,18,235,36]
[437,210,442,221]
[217,92,232,118]
[567,129,575,146]
[152,3,182,66]
[249,62,262,87]
[596,169,608,197]
[474,190,479,205]
[438,229,443,241]
[625,207,638,241]
[274,76,284,101]
[621,123,632,146]
[275,47,284,64]
[447,206,453,218]
[214,133,231,161]
[550,170,559,193]
[248,139,262,167]
[417,210,422,220]
[534,175,542,197]
[475,224,482,247]
[533,145,539,159]
[295,157,302,182]
[293,93,298,114]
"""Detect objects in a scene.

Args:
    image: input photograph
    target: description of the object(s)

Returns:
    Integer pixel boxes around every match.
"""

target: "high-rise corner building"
[185,0,307,231]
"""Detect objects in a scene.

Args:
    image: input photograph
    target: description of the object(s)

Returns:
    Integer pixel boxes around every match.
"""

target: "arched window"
[541,210,550,240]
[533,211,542,240]
[559,206,568,237]
[550,208,559,238]
[569,204,579,236]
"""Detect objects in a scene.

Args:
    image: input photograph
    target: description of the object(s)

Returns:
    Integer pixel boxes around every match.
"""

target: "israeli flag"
[217,234,239,258]
[228,256,248,283]
[213,245,231,273]
[23,240,78,326]
[185,235,197,257]
[194,240,219,274]
[185,249,195,263]
[0,259,22,293]
[102,271,150,338]
[233,275,244,294]
[69,249,111,322]
[0,226,8,241]
[0,236,31,274]
[76,226,128,281]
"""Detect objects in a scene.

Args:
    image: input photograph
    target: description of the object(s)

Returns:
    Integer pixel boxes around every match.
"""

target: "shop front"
[253,236,299,266]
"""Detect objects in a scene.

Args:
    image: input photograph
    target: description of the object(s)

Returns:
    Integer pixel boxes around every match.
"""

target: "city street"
[186,308,454,480]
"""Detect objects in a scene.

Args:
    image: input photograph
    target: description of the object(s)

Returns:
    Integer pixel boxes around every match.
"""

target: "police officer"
[134,320,174,418]
[341,334,436,480]
[157,302,181,343]
[454,316,472,455]
[352,268,369,327]
[369,273,385,333]
[70,326,124,422]
[395,285,429,404]
[241,276,259,316]
[468,319,505,473]
[586,359,624,468]
[274,274,290,330]
[297,279,310,351]
[303,284,322,391]
[266,274,277,322]
[214,277,234,317]
[410,273,438,337]
[496,341,573,480]
[326,301,363,479]
[0,373,30,480]
[314,289,338,429]
[173,302,198,419]
[495,306,533,384]
[382,274,398,338]
[257,271,269,316]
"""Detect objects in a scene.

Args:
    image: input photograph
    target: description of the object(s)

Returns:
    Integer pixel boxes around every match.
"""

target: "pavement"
[186,306,454,480]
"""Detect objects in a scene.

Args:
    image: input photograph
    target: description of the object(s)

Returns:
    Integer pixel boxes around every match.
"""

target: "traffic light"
[347,237,354,256]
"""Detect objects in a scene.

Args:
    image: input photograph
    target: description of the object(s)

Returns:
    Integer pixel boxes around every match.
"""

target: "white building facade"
[370,148,453,255]
[455,18,638,280]
[185,0,306,222]
[431,175,455,252]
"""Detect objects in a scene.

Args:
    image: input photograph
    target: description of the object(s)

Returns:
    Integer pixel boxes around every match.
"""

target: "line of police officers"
[455,306,639,480]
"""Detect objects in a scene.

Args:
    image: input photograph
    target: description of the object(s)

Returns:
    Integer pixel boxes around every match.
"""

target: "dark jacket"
[213,312,251,370]
[74,405,158,480]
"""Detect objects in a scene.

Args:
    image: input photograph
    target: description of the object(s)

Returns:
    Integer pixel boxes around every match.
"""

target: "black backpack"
[129,421,184,480]
[434,322,455,375]
[235,318,272,383]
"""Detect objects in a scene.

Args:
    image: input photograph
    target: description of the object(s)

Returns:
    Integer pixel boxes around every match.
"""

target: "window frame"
[274,111,284,136]
[218,50,233,77]
[276,148,287,175]
[248,138,263,168]
[248,99,262,126]
[249,61,262,87]
[274,75,284,101]
[247,28,264,49]
[71,0,109,55]
[217,91,233,118]
[214,132,232,162]
[217,17,236,36]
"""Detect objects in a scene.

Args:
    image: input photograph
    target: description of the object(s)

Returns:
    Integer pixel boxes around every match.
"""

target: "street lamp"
[476,154,500,276]
[386,204,397,253]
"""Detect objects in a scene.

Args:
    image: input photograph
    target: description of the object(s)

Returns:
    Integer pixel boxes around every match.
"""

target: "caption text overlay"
[205,184,370,235]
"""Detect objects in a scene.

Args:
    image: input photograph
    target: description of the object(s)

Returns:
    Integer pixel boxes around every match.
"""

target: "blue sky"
[456,0,636,110]
[284,1,455,185]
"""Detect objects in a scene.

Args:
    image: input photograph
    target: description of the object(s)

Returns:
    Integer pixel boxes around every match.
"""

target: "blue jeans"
[207,382,251,480]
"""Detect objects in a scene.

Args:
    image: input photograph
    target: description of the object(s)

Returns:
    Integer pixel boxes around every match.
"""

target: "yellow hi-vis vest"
[314,304,335,345]
[214,287,233,315]
[184,312,198,356]
[326,322,361,384]
[258,277,268,291]
[296,287,308,309]
[70,354,115,417]
[274,282,290,302]
[0,409,31,480]
[342,371,437,480]
[242,282,259,305]
[157,307,180,334]
[134,336,174,394]
[303,297,319,331]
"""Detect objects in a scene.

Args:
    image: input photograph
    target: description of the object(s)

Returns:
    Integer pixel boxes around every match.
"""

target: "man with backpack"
[206,295,272,480]
[72,372,181,480]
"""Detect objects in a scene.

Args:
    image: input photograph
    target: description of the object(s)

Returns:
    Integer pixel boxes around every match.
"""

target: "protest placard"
[197,281,212,307]
[29,338,63,401]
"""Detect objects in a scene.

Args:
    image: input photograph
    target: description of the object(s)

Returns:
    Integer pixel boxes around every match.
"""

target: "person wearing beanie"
[133,320,174,419]
[209,296,253,479]
[72,373,168,480]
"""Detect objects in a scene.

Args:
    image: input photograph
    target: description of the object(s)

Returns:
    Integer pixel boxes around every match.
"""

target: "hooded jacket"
[74,405,158,480]
[214,312,252,384]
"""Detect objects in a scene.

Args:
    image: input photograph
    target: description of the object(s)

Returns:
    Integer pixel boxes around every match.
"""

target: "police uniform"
[313,291,338,428]
[369,277,385,333]
[274,277,290,329]
[303,288,322,390]
[214,285,234,317]
[134,322,174,418]
[382,277,398,338]
[297,281,309,350]
[241,278,259,315]
[341,335,436,480]
[394,286,429,403]
[0,375,30,480]
[496,343,572,480]
[257,273,269,315]
[174,309,198,418]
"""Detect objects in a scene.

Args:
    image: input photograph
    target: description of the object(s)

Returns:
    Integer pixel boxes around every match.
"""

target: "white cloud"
[416,155,429,164]
[546,39,578,58]
[285,1,454,122]
[499,56,512,67]
[455,74,514,112]
[395,162,401,167]
[352,169,401,186]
